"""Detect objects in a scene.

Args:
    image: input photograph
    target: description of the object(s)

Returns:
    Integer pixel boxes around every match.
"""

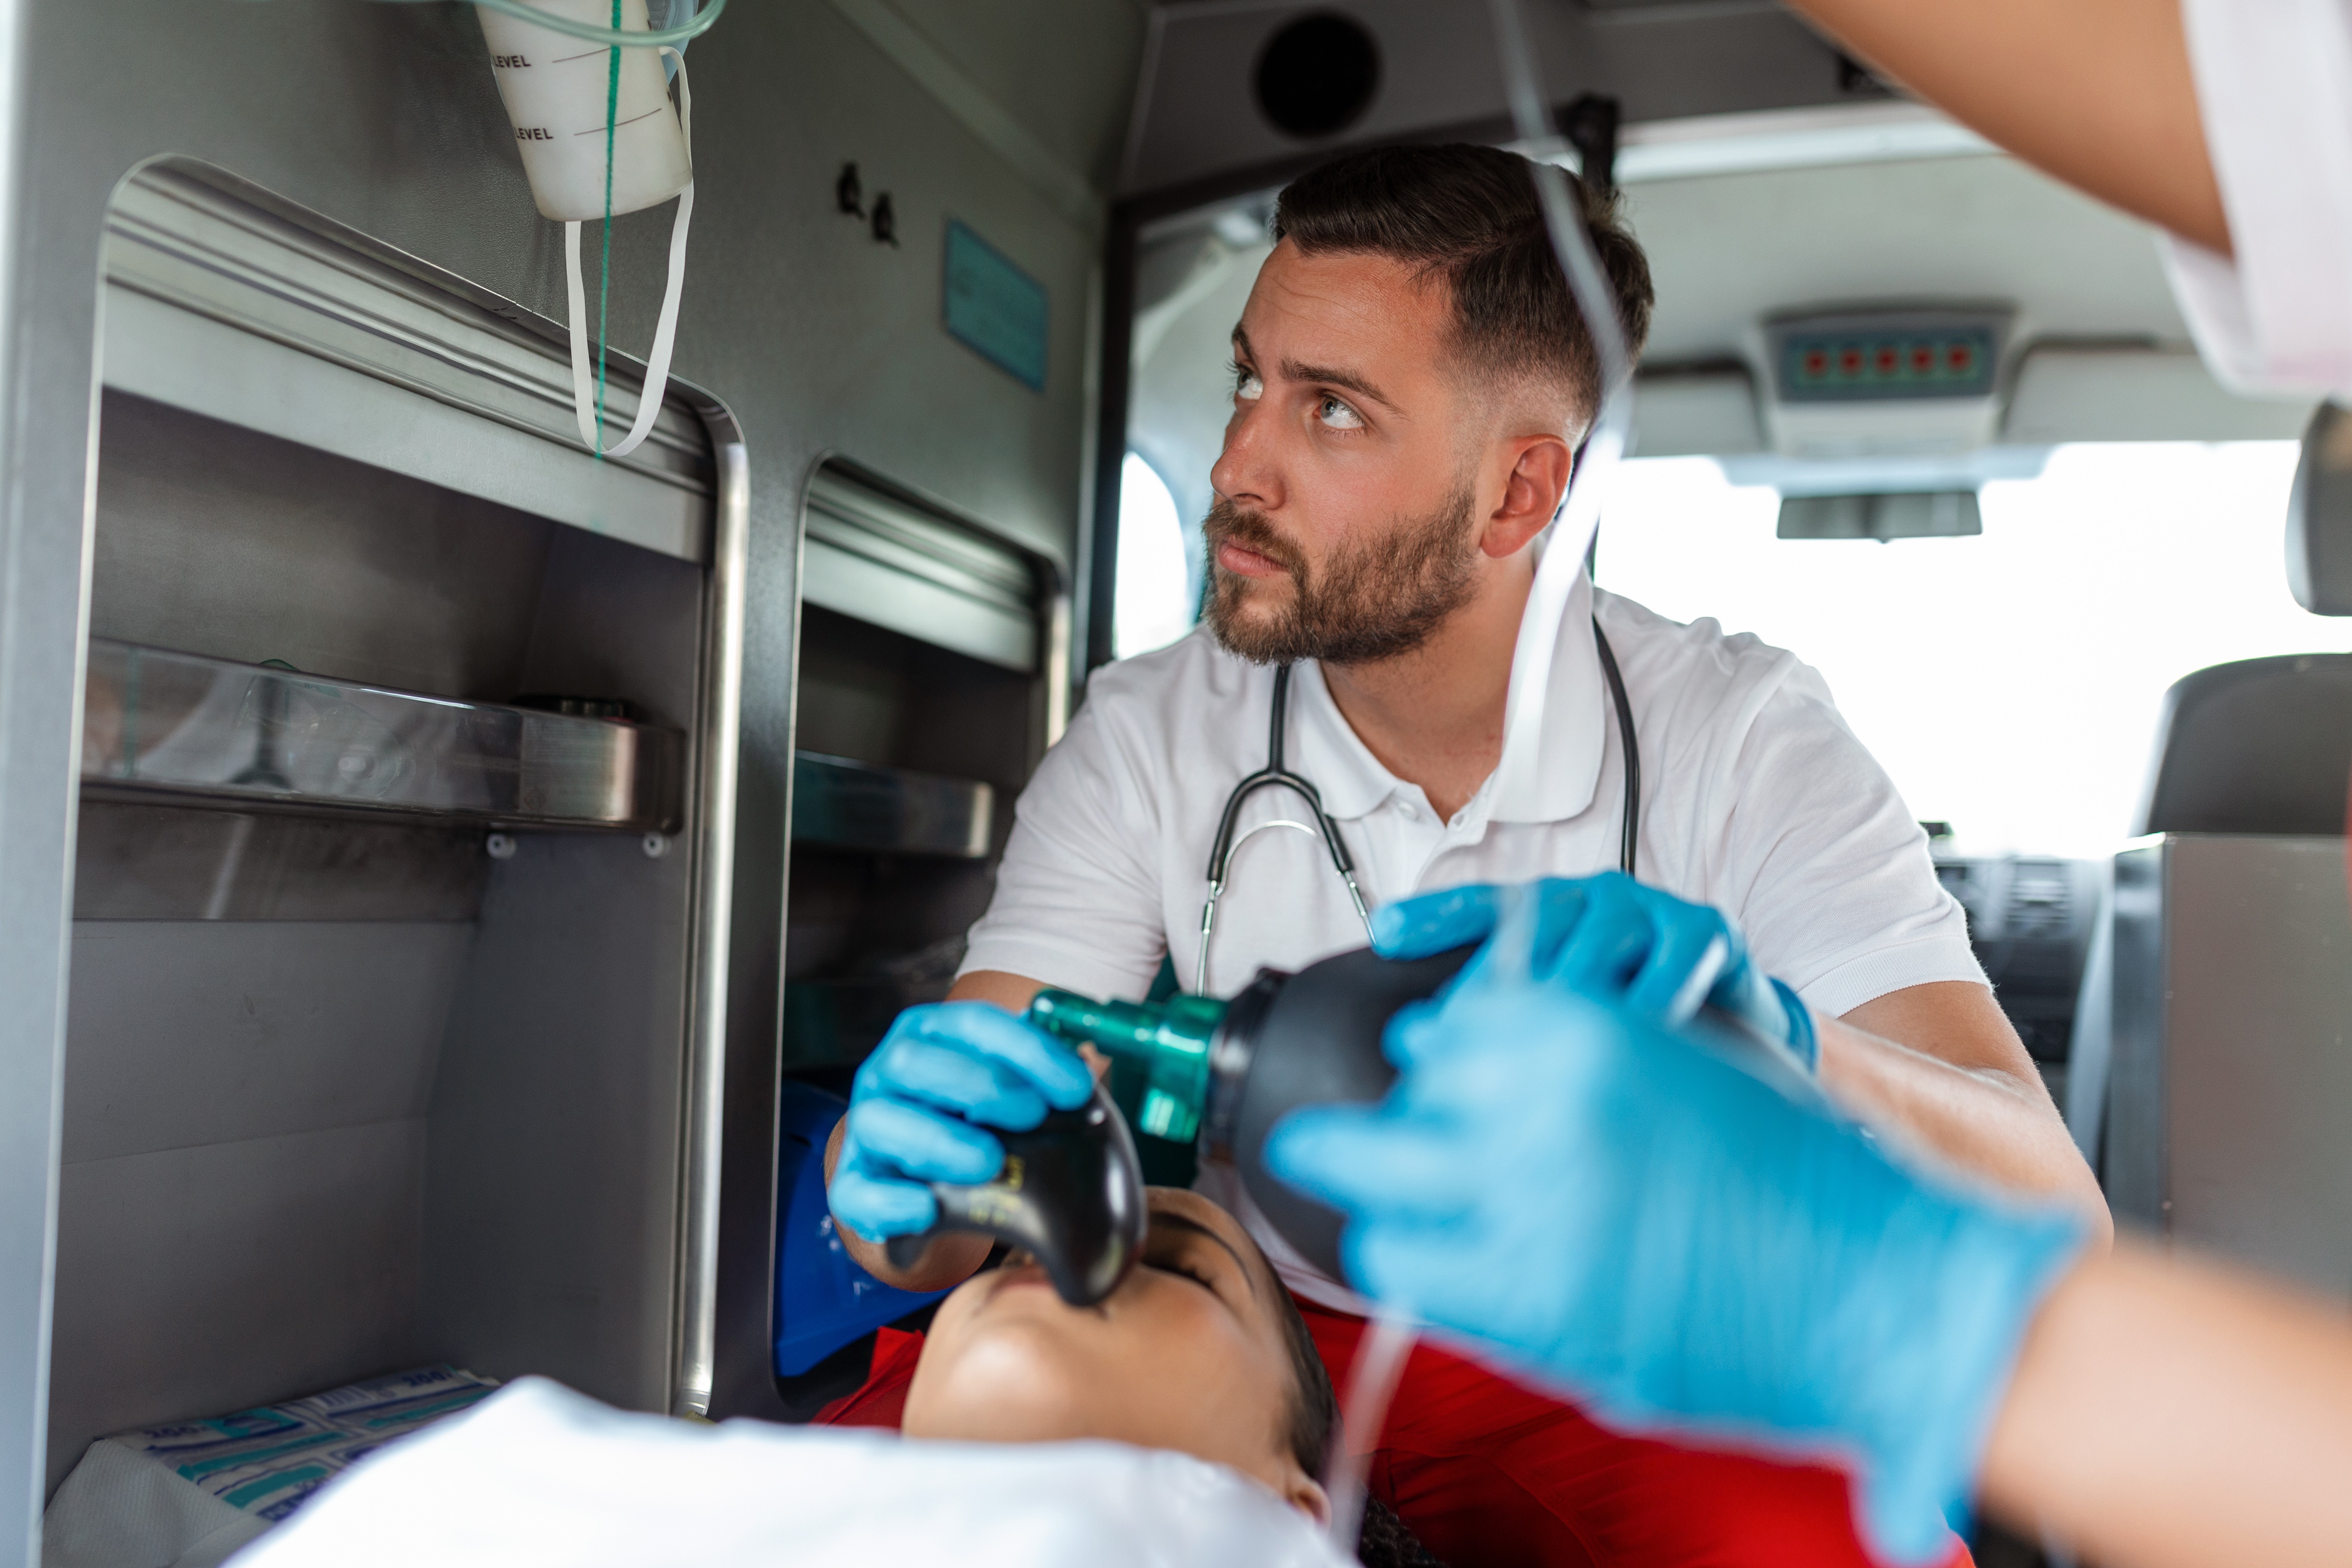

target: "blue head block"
[773,1081,949,1378]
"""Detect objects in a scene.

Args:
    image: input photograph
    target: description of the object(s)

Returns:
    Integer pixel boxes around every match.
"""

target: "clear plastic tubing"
[1482,0,1640,814]
[1325,1309,1418,1555]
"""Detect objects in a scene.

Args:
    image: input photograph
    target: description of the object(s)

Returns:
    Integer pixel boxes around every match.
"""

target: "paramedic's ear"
[1481,434,1573,559]
[1286,1470,1332,1527]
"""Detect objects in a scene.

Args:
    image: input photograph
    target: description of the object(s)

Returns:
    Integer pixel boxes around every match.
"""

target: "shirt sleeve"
[956,699,1172,1001]
[2166,0,2352,396]
[1708,669,1984,1019]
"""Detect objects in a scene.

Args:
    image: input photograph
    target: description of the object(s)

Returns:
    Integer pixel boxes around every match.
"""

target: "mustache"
[1202,501,1304,577]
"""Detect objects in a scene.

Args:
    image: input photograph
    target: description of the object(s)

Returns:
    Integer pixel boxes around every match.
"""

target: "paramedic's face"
[904,1188,1327,1522]
[1206,240,1494,666]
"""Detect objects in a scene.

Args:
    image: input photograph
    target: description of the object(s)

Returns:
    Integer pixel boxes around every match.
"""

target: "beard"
[1200,488,1481,667]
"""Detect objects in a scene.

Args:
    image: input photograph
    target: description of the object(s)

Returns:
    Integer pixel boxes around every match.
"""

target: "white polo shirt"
[2166,0,2352,395]
[961,569,1980,1305]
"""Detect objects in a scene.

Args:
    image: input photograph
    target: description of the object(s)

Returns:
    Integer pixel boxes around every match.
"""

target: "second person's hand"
[1266,896,2086,1568]
[828,1001,1095,1244]
[1371,872,1817,1068]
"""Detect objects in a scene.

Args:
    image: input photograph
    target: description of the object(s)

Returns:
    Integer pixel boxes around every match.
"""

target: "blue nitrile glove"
[828,1002,1095,1243]
[1372,872,1818,1069]
[1266,898,2087,1567]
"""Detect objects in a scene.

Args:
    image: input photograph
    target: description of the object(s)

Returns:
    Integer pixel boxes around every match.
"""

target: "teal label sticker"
[944,220,1047,392]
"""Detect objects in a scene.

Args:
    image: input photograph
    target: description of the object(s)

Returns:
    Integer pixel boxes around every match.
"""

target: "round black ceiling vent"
[1253,12,1381,141]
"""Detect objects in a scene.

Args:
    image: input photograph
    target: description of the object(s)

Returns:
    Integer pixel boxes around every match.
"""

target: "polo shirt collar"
[1286,661,1400,822]
[1491,566,1605,824]
[1282,566,1607,827]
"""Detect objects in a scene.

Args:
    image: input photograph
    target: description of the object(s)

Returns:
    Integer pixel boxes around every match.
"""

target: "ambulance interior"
[12,1,2351,1565]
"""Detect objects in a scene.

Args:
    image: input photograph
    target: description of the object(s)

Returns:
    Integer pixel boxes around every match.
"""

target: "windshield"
[1595,441,2335,857]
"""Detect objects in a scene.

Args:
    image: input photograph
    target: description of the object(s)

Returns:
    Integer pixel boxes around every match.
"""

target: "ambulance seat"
[2098,652,2352,1302]
[771,1081,946,1418]
[2132,654,2352,837]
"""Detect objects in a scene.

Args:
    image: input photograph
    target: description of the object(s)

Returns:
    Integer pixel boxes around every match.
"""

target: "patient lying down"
[901,1185,1336,1521]
[230,1190,1427,1568]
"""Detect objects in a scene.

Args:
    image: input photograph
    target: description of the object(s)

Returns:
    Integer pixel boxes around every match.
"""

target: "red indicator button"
[1947,343,1974,374]
[1911,345,1934,374]
[1839,347,1863,375]
[1804,349,1828,377]
[1874,346,1898,374]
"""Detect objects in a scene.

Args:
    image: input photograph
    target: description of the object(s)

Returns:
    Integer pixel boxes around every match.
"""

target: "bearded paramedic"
[830,144,2110,1568]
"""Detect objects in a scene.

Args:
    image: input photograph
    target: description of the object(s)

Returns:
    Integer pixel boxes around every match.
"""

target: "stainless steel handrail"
[669,419,749,1418]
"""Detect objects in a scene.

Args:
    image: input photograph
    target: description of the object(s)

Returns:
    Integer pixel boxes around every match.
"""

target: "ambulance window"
[1114,451,1195,658]
[1594,441,2338,855]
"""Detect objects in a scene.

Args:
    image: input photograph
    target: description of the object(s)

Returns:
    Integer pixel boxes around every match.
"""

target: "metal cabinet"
[48,162,746,1498]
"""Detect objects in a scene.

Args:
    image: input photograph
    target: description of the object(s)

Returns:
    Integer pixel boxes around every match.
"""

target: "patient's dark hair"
[1273,143,1654,429]
[1256,1244,1446,1565]
[1269,1277,1336,1481]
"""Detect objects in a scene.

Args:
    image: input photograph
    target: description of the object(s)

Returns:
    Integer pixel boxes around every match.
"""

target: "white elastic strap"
[565,219,594,448]
[564,49,695,459]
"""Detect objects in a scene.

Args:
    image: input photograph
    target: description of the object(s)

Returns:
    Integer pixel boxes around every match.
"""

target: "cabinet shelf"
[790,752,993,858]
[80,638,681,831]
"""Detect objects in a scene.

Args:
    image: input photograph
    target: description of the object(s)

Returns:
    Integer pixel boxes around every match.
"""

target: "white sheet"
[227,1377,1355,1568]
[43,1440,270,1568]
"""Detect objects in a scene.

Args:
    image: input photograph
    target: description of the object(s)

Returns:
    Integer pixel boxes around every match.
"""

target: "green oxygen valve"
[1025,989,1228,1142]
[1021,946,1479,1281]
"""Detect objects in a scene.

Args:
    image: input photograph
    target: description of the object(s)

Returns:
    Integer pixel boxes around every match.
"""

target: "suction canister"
[1027,944,1476,1281]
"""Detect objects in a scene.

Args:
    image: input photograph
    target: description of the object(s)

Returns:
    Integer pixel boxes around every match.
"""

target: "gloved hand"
[829,1001,1095,1243]
[1267,895,2087,1567]
[1372,871,1818,1069]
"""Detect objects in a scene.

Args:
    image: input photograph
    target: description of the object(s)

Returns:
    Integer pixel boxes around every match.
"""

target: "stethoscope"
[1194,616,1640,995]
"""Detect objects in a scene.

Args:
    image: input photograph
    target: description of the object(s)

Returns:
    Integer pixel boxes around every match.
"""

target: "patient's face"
[903,1187,1326,1521]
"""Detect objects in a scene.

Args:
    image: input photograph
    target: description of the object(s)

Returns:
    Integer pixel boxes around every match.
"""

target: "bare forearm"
[1785,0,2229,254]
[1825,986,2112,1242]
[1981,1241,2352,1568]
[822,1115,992,1291]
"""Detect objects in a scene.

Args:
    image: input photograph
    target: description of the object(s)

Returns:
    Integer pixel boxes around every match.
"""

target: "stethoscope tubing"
[1194,618,1638,995]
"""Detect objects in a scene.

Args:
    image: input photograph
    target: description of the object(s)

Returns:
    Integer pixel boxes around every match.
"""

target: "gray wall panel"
[61,921,469,1166]
[422,832,689,1414]
[0,0,1137,1541]
[47,1119,429,1495]
[515,526,706,737]
[89,392,560,700]
[73,805,488,924]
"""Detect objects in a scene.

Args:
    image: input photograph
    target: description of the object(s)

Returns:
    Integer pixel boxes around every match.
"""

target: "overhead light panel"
[1761,305,2014,458]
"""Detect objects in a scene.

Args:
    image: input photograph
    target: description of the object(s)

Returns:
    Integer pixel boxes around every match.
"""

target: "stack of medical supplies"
[42,1364,499,1568]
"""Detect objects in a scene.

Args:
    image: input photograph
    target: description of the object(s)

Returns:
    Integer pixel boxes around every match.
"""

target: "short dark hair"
[1272,143,1654,428]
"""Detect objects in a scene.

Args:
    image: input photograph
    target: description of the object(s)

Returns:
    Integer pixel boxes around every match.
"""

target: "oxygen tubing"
[1482,0,1640,813]
[1325,1310,1418,1554]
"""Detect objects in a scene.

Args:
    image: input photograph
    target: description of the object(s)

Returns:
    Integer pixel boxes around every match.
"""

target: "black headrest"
[2137,655,2352,836]
[2288,402,2352,614]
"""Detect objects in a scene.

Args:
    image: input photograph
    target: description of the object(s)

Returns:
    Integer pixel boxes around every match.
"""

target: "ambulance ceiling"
[1122,0,1861,198]
[1117,0,2316,481]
